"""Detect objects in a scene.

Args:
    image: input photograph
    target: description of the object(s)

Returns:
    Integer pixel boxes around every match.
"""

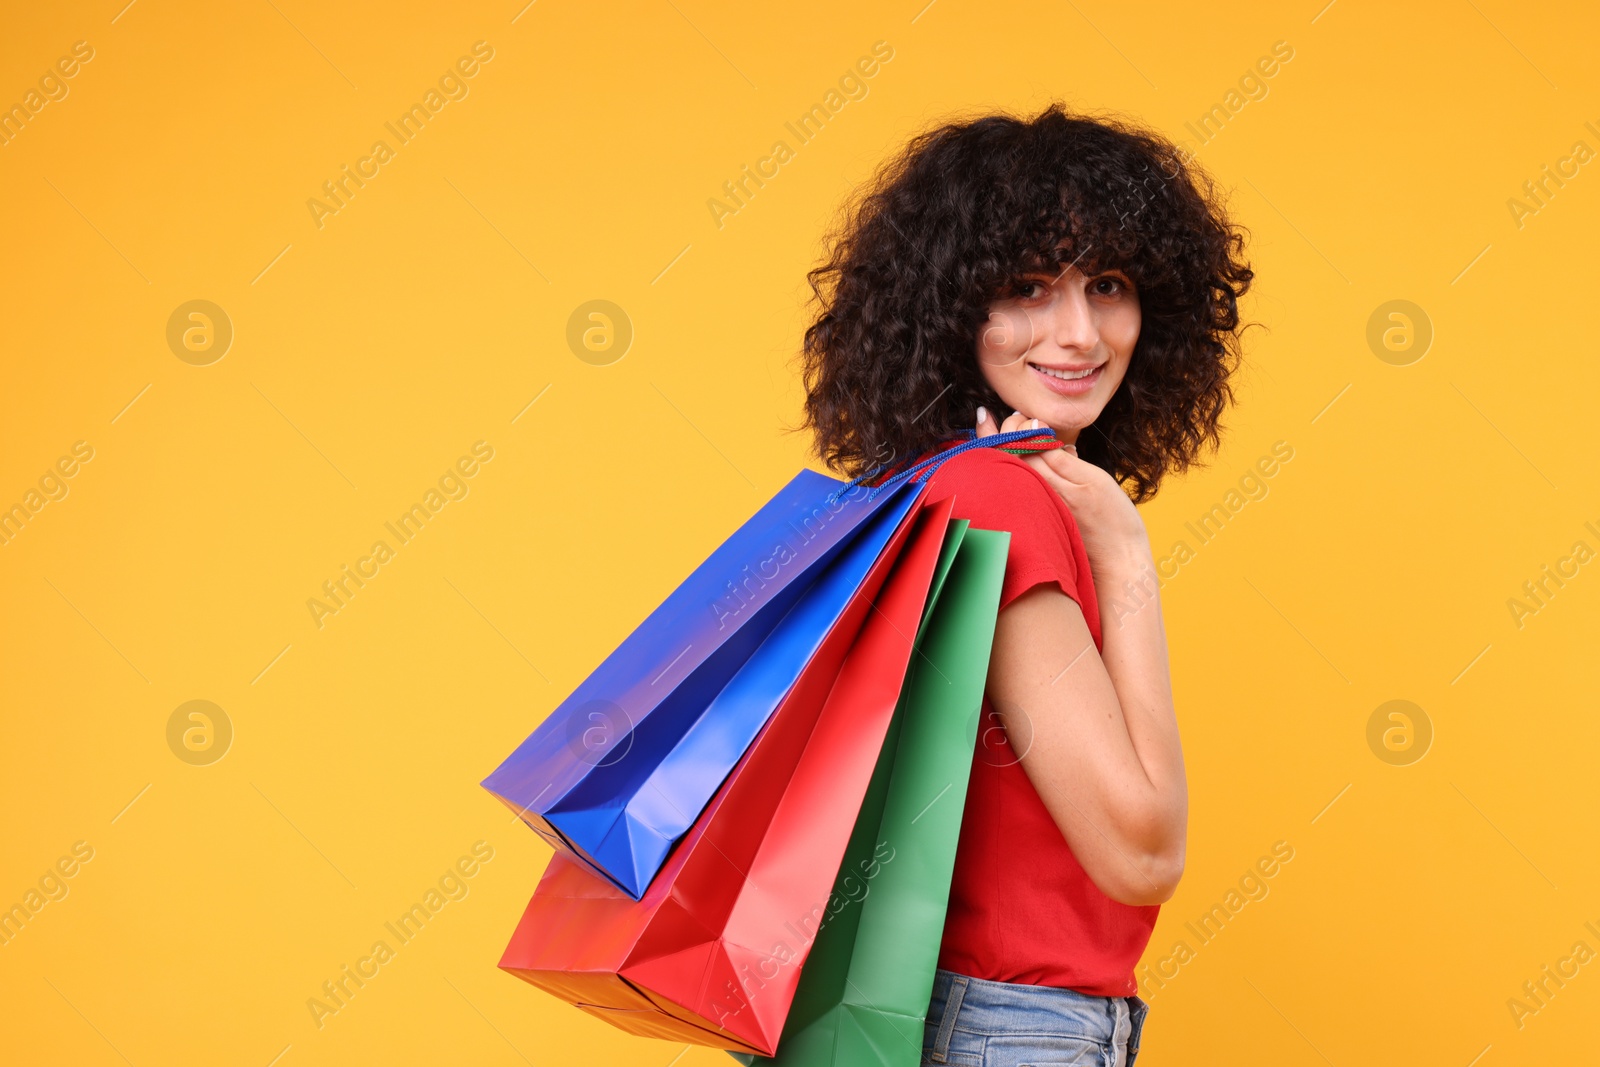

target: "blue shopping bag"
[481,427,1062,900]
[482,470,924,897]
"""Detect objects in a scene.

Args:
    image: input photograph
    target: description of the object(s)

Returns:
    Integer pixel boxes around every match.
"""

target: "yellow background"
[2,1,1596,1063]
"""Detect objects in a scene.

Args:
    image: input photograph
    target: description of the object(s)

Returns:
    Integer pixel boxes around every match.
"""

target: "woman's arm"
[978,411,1188,907]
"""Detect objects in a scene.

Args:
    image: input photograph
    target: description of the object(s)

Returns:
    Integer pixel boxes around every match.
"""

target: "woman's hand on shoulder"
[976,407,1152,574]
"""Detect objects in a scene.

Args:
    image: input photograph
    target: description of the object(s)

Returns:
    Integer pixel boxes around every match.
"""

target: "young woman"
[799,104,1254,1065]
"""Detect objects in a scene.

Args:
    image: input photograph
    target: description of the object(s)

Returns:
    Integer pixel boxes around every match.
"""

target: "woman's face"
[975,259,1140,445]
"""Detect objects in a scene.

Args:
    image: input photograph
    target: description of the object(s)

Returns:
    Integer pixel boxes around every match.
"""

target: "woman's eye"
[1017,281,1048,299]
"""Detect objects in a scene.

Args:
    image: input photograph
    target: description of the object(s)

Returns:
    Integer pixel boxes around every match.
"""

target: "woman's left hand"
[975,407,1152,573]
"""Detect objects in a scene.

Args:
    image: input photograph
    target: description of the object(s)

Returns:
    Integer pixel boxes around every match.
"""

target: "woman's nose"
[1049,284,1098,352]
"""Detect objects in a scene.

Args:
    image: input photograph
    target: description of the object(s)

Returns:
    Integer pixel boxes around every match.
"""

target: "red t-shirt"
[920,445,1159,997]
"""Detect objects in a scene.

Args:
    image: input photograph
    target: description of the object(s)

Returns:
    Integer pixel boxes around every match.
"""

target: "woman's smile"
[1028,360,1105,395]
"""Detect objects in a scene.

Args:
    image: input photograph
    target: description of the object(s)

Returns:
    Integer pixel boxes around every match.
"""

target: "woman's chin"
[1020,395,1102,437]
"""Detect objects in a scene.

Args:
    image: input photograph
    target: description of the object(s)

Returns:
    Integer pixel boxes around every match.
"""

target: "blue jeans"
[921,968,1149,1067]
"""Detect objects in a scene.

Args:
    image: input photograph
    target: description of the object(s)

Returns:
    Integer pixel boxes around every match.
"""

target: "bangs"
[1002,196,1145,293]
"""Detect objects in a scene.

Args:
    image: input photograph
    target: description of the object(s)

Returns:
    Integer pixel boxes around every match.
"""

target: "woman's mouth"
[1028,361,1103,395]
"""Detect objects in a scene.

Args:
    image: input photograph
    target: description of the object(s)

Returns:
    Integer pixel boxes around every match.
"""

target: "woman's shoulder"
[921,442,1092,613]
[921,446,1079,533]
[923,444,1056,499]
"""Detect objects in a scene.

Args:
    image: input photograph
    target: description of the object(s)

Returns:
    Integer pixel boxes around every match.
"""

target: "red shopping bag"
[499,494,957,1055]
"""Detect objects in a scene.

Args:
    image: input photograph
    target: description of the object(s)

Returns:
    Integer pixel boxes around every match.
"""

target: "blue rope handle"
[825,426,1061,505]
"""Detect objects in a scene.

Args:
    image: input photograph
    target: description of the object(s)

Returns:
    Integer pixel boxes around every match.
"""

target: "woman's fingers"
[977,409,1087,487]
[976,407,1033,437]
[1037,444,1085,481]
[1027,454,1077,497]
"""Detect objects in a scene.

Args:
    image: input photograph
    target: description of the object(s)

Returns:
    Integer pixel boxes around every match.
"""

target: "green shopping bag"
[734,523,1009,1066]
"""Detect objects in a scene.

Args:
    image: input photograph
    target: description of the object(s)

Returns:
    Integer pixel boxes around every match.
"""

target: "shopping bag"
[581,481,928,899]
[736,527,1009,1067]
[482,470,925,896]
[498,495,959,1056]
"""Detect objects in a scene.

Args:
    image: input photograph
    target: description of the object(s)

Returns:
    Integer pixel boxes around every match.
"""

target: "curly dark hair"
[797,103,1255,503]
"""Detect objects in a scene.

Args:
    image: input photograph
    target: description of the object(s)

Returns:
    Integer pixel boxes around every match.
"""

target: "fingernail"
[1031,418,1040,429]
[977,406,988,425]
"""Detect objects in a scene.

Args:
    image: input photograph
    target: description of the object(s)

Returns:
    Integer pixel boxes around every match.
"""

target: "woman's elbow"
[1096,846,1185,907]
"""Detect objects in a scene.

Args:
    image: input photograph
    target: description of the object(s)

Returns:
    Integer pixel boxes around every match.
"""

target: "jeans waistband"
[927,967,1146,1041]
